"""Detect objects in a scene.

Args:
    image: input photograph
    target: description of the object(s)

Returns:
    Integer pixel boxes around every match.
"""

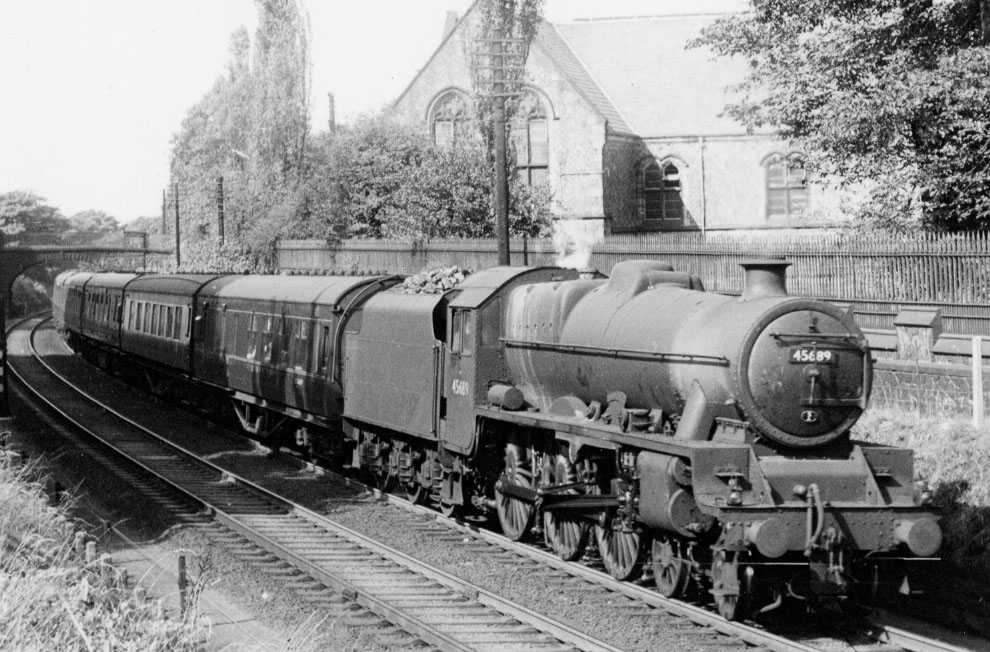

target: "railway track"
[10,316,617,652]
[10,315,982,652]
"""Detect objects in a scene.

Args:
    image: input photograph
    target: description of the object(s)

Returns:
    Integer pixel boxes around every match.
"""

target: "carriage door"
[441,307,478,454]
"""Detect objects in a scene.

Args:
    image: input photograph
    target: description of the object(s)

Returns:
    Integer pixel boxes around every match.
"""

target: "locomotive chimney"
[740,259,791,300]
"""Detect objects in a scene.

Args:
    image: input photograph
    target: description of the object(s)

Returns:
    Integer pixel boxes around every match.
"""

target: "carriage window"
[135,303,142,332]
[246,314,258,360]
[166,307,174,339]
[317,325,330,375]
[263,316,274,363]
[143,303,150,332]
[175,307,184,339]
[294,320,309,370]
[278,318,290,368]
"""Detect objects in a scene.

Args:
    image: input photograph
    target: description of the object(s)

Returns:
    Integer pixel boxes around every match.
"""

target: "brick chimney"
[441,11,459,41]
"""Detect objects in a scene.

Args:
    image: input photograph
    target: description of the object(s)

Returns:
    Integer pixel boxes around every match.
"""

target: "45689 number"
[789,347,837,365]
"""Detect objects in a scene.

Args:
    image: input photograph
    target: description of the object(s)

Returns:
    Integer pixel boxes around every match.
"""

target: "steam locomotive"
[52,259,940,619]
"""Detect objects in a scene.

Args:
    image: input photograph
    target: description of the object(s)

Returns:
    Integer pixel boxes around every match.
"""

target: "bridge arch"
[0,244,169,315]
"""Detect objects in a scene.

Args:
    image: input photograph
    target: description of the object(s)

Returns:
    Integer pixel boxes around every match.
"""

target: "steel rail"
[17,315,980,652]
[866,609,977,652]
[14,316,618,652]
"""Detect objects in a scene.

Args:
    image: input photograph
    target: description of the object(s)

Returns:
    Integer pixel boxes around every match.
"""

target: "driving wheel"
[496,443,535,540]
[543,455,590,561]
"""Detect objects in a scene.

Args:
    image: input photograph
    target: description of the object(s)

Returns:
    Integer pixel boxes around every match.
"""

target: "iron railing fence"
[278,230,990,335]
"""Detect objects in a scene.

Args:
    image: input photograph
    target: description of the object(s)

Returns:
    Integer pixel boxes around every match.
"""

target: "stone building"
[390,6,840,237]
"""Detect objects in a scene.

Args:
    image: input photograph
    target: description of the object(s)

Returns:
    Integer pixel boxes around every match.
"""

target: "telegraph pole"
[173,183,181,269]
[475,35,524,265]
[472,5,531,266]
[216,175,225,247]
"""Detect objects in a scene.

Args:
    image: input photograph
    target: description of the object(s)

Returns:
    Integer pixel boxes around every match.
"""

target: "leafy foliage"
[694,0,990,231]
[168,1,552,266]
[469,0,545,160]
[0,191,69,239]
[64,210,120,244]
[293,116,552,242]
[168,0,311,269]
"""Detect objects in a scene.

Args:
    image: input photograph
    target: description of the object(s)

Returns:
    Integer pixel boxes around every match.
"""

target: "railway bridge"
[0,236,170,311]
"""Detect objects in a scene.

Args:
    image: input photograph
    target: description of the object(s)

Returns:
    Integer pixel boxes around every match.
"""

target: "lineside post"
[973,336,984,430]
[0,297,10,419]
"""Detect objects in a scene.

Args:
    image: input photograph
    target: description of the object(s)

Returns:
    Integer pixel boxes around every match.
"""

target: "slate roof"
[553,13,752,137]
[532,21,632,134]
[394,8,753,139]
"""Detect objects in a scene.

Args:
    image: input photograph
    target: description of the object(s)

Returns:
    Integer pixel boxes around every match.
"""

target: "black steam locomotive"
[52,259,940,619]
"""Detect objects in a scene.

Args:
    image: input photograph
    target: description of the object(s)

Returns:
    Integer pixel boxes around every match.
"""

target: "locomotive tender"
[52,259,940,619]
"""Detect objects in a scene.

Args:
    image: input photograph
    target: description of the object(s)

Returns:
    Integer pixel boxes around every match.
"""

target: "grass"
[0,455,208,651]
[853,408,990,582]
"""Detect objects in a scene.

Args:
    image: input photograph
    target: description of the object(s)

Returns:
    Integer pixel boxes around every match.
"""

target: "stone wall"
[868,309,985,419]
[872,360,985,418]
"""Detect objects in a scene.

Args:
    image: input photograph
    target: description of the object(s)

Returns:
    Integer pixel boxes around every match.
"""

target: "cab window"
[451,309,474,356]
[480,299,500,345]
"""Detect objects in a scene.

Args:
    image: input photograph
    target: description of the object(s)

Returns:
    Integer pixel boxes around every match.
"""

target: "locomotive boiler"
[52,258,941,620]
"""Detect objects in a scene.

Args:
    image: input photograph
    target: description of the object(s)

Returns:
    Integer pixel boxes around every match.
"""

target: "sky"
[0,0,747,224]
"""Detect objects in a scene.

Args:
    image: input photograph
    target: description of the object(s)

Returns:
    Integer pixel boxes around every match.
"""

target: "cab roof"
[448,266,573,309]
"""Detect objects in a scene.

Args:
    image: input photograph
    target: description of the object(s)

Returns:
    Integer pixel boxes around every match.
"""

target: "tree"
[694,0,990,231]
[65,210,120,244]
[293,116,552,242]
[168,0,311,269]
[0,191,68,238]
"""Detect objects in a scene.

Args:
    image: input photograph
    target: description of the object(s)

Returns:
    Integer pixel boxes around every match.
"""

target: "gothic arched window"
[640,159,684,226]
[430,91,471,147]
[512,92,549,186]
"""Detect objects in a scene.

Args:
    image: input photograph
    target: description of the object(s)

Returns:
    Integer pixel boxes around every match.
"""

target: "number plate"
[789,347,838,365]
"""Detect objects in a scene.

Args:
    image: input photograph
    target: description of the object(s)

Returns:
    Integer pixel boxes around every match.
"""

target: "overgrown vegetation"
[166,0,552,273]
[0,457,207,649]
[854,409,990,580]
[694,0,990,231]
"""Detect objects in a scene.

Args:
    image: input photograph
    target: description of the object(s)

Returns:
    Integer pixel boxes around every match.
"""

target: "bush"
[0,458,208,649]
[853,409,990,578]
